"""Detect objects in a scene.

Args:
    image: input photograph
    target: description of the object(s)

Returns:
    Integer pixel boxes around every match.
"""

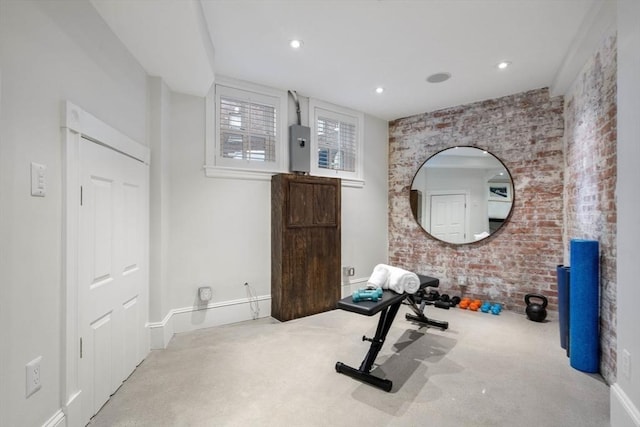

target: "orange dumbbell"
[459,298,471,309]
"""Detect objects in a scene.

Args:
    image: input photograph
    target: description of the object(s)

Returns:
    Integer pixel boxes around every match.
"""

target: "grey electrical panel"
[289,124,311,173]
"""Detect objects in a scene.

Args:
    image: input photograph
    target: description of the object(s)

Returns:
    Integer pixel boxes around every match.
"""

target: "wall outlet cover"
[26,356,42,397]
[342,266,355,277]
[198,286,212,302]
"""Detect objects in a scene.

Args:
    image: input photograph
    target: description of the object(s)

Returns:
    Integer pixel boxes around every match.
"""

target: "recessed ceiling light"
[375,87,384,94]
[426,72,451,83]
[497,61,511,69]
[289,39,303,49]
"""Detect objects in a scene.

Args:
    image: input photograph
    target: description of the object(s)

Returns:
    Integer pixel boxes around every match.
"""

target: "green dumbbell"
[352,287,383,302]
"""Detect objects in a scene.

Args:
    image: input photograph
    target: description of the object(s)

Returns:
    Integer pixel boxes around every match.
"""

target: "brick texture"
[388,34,617,385]
[564,33,617,384]
[389,88,565,314]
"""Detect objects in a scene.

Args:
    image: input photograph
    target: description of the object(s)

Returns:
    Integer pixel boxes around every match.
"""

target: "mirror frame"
[410,146,515,245]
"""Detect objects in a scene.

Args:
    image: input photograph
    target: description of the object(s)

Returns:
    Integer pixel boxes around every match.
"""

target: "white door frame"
[61,101,150,426]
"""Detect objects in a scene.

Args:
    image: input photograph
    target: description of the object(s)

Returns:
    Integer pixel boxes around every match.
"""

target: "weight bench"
[335,274,447,392]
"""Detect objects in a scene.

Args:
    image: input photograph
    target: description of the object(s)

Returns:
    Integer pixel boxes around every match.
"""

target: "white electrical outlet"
[26,356,42,397]
[342,266,355,277]
[198,286,212,302]
[458,276,467,286]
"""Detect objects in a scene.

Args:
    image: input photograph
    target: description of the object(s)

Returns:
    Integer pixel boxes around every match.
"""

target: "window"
[309,98,364,184]
[219,95,275,162]
[317,117,356,172]
[205,80,364,186]
[205,79,288,179]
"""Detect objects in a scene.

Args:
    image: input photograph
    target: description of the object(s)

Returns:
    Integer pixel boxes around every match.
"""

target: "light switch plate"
[31,162,46,197]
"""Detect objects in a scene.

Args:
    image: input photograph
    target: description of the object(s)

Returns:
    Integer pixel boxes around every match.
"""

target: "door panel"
[90,312,113,413]
[288,181,313,227]
[122,182,140,273]
[122,296,139,379]
[79,138,148,421]
[430,194,466,243]
[312,184,337,225]
[90,177,114,285]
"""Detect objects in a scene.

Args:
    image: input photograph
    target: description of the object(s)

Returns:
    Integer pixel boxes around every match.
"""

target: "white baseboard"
[42,409,65,427]
[146,279,383,349]
[611,383,640,427]
[148,295,272,349]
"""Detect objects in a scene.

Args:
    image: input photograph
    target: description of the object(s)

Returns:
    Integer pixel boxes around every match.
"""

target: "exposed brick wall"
[564,33,617,384]
[389,88,565,314]
[388,35,617,385]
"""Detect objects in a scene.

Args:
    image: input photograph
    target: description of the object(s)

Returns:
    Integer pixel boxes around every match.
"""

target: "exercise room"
[1,1,639,426]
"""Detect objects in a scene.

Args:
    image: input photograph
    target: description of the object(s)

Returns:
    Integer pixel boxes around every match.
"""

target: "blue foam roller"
[556,265,570,354]
[569,240,599,373]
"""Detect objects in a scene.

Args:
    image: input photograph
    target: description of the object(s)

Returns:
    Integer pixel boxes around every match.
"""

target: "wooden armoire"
[271,173,341,321]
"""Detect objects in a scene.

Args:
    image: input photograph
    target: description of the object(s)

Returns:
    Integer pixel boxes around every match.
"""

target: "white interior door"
[430,194,466,243]
[79,138,148,420]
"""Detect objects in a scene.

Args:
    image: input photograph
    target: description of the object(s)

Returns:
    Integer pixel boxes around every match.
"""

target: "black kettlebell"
[525,293,548,322]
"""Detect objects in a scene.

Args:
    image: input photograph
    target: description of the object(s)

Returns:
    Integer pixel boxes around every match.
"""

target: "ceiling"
[91,0,604,121]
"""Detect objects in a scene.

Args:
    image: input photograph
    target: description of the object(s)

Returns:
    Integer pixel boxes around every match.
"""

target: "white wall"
[0,3,389,422]
[169,93,266,306]
[149,91,389,339]
[148,77,173,323]
[12,1,633,426]
[0,1,148,425]
[341,113,389,288]
[611,0,640,424]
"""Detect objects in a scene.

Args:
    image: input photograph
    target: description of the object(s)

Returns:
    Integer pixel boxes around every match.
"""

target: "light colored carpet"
[89,305,609,426]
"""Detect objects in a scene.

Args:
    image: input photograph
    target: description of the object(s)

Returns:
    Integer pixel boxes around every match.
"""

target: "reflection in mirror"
[410,146,514,244]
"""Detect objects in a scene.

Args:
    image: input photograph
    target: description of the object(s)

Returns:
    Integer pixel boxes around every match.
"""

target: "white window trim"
[205,77,288,180]
[309,98,364,187]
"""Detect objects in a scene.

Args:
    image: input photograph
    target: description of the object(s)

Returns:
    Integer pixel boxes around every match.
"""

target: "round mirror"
[410,146,514,244]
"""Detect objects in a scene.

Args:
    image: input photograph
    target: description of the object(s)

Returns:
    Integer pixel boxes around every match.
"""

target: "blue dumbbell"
[352,287,383,302]
[491,304,502,315]
[480,301,492,313]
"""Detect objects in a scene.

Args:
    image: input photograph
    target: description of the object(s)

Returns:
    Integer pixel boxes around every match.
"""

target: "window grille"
[316,116,356,172]
[219,96,276,163]
[205,80,287,179]
[310,98,364,184]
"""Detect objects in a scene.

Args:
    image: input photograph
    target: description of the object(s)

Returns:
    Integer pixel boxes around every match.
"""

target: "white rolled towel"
[367,264,420,295]
[367,264,390,288]
[386,265,420,294]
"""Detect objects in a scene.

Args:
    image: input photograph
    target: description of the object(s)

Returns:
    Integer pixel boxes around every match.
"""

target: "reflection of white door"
[430,194,466,243]
[79,138,148,421]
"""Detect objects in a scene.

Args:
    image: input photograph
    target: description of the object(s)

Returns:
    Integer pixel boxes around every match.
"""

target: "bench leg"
[335,362,392,392]
[404,296,449,330]
[335,302,401,392]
